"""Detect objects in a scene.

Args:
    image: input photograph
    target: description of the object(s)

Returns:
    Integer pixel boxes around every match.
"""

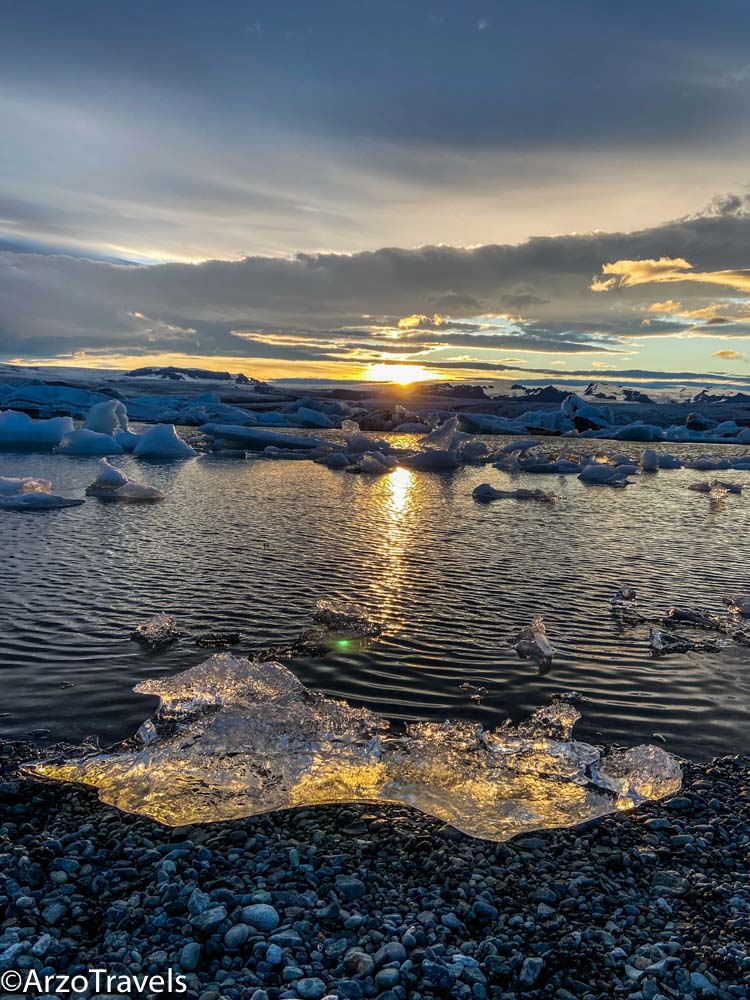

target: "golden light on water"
[366,363,437,385]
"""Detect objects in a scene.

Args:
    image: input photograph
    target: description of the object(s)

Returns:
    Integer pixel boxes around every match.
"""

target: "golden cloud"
[713,349,746,361]
[592,257,750,293]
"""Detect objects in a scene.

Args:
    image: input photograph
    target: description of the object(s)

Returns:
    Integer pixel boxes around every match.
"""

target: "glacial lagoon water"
[1,434,750,766]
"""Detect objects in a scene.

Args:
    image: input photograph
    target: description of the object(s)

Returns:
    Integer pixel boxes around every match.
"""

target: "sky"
[2,0,750,386]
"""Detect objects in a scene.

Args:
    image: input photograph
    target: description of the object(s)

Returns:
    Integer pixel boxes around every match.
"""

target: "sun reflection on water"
[368,466,416,627]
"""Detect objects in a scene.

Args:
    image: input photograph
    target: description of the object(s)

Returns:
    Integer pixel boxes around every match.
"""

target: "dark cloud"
[3,200,750,369]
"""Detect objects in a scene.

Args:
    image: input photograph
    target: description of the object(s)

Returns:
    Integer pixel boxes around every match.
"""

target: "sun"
[365,363,436,385]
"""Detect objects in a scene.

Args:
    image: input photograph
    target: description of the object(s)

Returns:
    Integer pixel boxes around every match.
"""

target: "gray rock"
[190,904,227,931]
[519,957,544,987]
[335,875,366,901]
[297,978,326,999]
[224,923,250,949]
[179,941,201,971]
[242,903,280,932]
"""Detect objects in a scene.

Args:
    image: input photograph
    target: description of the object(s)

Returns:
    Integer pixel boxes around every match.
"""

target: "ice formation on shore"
[29,655,682,838]
[85,459,164,501]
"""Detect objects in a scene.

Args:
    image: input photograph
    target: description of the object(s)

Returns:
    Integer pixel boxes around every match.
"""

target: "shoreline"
[2,746,749,999]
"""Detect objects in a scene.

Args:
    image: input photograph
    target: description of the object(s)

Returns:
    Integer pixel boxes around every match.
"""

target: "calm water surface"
[1,435,749,761]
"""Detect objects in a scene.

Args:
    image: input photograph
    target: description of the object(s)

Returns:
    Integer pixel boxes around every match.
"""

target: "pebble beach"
[2,744,749,1000]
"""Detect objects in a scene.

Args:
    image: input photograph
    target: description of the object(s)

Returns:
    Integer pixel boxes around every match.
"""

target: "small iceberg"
[578,462,630,487]
[134,423,196,459]
[509,617,556,664]
[611,583,637,607]
[0,475,52,497]
[130,613,180,650]
[0,493,84,512]
[473,484,556,502]
[649,628,727,657]
[56,428,125,456]
[688,478,742,495]
[0,410,74,450]
[85,459,164,501]
[29,655,682,838]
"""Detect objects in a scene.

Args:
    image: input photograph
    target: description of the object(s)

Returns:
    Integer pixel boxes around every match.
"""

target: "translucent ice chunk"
[29,655,682,838]
[313,599,381,637]
[130,613,180,651]
[509,617,557,664]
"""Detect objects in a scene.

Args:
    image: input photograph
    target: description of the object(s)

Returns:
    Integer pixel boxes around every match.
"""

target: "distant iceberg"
[0,410,74,449]
[29,655,681,838]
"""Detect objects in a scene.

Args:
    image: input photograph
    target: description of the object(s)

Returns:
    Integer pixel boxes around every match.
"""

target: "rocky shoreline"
[1,747,749,1000]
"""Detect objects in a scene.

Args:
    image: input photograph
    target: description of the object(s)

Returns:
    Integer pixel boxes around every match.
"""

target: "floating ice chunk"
[685,454,733,471]
[420,416,465,450]
[688,478,742,495]
[725,595,750,616]
[611,583,637,607]
[130,614,180,650]
[0,494,84,512]
[493,450,522,472]
[649,627,726,656]
[114,428,141,452]
[459,681,488,704]
[29,655,682,837]
[473,484,556,502]
[403,448,460,471]
[56,428,124,456]
[500,439,542,454]
[0,410,74,449]
[459,439,489,463]
[0,476,51,497]
[640,448,659,472]
[341,419,389,453]
[664,607,723,630]
[658,454,683,469]
[133,423,196,459]
[111,481,165,501]
[354,451,397,474]
[201,422,324,451]
[509,617,556,664]
[313,599,381,637]
[578,463,629,486]
[611,422,665,442]
[85,458,165,501]
[293,406,334,429]
[316,451,350,469]
[87,458,129,490]
[83,399,130,436]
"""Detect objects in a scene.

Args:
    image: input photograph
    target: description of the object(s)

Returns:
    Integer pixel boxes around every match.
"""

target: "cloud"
[4,192,750,376]
[594,256,750,293]
[713,349,746,361]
